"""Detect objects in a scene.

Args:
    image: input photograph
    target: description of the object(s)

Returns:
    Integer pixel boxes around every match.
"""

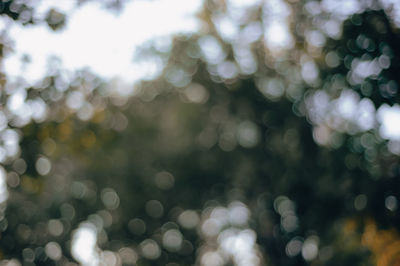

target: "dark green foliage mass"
[0,1,400,266]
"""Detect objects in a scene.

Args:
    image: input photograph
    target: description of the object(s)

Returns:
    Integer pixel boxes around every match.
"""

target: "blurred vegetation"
[0,0,400,265]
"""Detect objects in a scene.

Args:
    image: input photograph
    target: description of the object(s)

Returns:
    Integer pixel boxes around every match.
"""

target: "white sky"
[2,0,203,84]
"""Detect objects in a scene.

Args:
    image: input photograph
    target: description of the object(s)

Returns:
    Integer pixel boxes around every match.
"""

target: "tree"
[0,0,400,265]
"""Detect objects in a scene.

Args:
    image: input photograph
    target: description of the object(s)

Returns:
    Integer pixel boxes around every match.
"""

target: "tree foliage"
[0,0,400,265]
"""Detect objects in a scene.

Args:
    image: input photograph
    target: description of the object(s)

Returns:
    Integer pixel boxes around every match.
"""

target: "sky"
[2,0,203,85]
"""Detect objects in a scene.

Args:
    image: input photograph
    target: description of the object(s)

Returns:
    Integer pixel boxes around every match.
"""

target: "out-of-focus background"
[0,0,400,265]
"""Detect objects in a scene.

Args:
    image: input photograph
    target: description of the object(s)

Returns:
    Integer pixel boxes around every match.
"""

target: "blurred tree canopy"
[0,0,400,265]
